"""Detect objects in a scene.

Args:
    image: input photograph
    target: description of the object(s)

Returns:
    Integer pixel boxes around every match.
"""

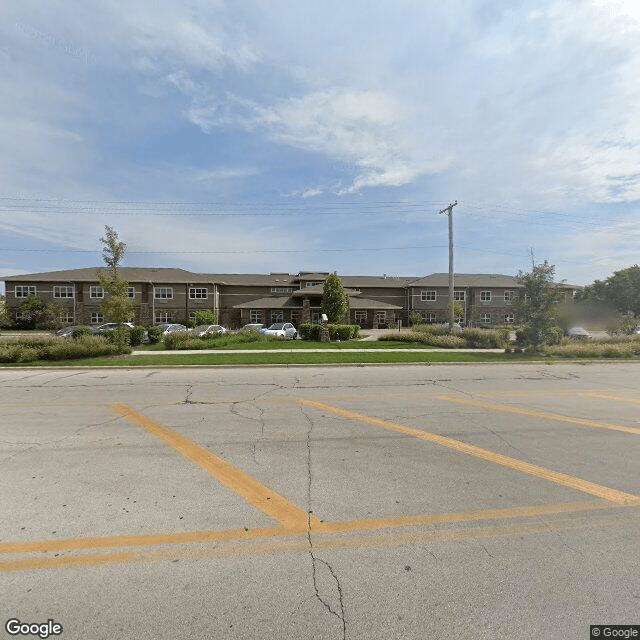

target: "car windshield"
[268,323,285,329]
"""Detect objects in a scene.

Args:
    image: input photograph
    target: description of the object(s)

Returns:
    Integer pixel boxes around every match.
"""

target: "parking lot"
[1,363,639,639]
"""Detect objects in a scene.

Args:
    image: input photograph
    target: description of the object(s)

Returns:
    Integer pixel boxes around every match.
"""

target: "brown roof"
[233,297,302,309]
[3,267,214,283]
[408,273,523,288]
[291,285,362,297]
[203,273,296,286]
[348,297,402,310]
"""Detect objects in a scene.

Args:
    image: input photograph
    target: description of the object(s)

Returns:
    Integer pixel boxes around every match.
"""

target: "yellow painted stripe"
[114,404,318,530]
[0,501,608,556]
[302,400,640,506]
[579,392,640,405]
[3,512,638,573]
[438,394,640,436]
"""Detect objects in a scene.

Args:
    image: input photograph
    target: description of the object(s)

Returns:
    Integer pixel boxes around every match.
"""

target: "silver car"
[156,323,188,335]
[192,324,227,337]
[259,322,298,339]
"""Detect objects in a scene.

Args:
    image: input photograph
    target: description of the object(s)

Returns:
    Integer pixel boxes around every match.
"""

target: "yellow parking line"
[3,511,638,573]
[0,501,608,556]
[438,394,640,436]
[114,404,318,530]
[578,392,640,405]
[301,400,640,506]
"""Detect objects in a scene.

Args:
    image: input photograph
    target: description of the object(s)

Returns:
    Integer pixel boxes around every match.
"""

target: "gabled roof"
[233,296,302,309]
[291,285,362,297]
[204,273,295,286]
[408,273,522,288]
[348,297,402,310]
[3,267,213,283]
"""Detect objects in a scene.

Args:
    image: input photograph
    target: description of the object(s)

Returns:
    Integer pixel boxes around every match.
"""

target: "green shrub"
[129,325,146,346]
[409,312,423,327]
[72,326,93,339]
[163,330,191,350]
[461,328,508,348]
[147,325,163,344]
[327,324,360,340]
[378,333,420,343]
[300,324,322,340]
[102,327,131,348]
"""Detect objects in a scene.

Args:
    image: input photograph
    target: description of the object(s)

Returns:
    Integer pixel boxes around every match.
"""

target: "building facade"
[2,268,580,329]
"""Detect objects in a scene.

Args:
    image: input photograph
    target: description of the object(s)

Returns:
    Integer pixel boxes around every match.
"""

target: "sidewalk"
[131,347,506,355]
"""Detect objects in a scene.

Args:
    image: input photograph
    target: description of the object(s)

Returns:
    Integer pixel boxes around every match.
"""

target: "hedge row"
[163,331,271,350]
[0,335,131,363]
[299,324,360,341]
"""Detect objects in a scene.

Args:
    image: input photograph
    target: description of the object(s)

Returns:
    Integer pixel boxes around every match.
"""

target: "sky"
[1,0,640,294]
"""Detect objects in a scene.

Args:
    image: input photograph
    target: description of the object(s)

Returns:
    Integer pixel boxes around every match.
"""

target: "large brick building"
[2,268,579,328]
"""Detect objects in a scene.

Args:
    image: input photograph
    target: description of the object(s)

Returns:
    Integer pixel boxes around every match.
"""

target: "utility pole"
[439,201,458,332]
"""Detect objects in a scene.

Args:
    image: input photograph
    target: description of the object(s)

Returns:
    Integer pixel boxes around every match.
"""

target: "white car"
[192,324,227,337]
[156,323,188,335]
[93,322,135,334]
[259,322,298,339]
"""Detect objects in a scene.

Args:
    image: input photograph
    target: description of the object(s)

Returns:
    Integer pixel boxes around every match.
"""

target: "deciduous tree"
[322,272,349,324]
[98,226,134,325]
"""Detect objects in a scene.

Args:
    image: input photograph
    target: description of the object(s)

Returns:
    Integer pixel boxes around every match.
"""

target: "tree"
[19,295,46,328]
[44,300,68,330]
[577,265,640,317]
[322,272,349,324]
[193,310,218,325]
[98,226,134,324]
[515,259,561,351]
[0,298,9,327]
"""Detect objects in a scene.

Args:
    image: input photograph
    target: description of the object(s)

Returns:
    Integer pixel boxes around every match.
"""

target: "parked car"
[567,326,591,340]
[56,326,77,339]
[192,324,227,337]
[259,322,298,339]
[237,323,264,333]
[92,322,135,334]
[156,323,188,335]
[443,322,463,333]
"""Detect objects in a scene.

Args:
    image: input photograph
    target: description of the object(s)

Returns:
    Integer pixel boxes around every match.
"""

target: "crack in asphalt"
[302,408,347,640]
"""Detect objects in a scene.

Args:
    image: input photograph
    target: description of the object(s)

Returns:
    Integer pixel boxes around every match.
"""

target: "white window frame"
[154,312,172,323]
[480,290,492,302]
[421,312,438,323]
[354,311,367,325]
[53,285,74,299]
[250,310,262,323]
[454,291,465,301]
[188,311,197,322]
[154,287,173,300]
[127,287,135,299]
[480,313,492,324]
[305,281,323,288]
[421,290,437,301]
[89,285,104,299]
[14,311,25,321]
[504,290,514,302]
[504,313,515,324]
[189,287,207,299]
[15,285,36,298]
[90,312,104,324]
[271,287,292,294]
[271,310,284,323]
[375,311,386,324]
[63,312,74,324]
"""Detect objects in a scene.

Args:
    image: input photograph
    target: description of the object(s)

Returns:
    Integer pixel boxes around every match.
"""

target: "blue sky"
[1,0,640,293]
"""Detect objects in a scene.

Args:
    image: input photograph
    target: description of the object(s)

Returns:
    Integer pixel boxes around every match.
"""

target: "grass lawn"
[1,351,543,367]
[138,339,438,351]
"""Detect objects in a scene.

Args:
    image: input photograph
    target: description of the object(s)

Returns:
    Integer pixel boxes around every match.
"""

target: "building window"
[375,311,386,325]
[188,312,197,322]
[480,290,491,302]
[271,310,284,323]
[91,312,104,324]
[90,286,104,299]
[15,286,36,298]
[306,281,324,287]
[250,310,262,323]
[63,312,74,324]
[127,287,135,299]
[53,285,74,298]
[290,311,300,325]
[355,311,367,326]
[454,291,465,301]
[421,290,437,301]
[14,311,25,321]
[189,287,207,299]
[154,287,173,299]
[155,312,172,323]
[421,312,438,323]
[504,313,515,324]
[480,313,492,324]
[504,290,514,302]
[271,287,292,294]
[311,312,321,324]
